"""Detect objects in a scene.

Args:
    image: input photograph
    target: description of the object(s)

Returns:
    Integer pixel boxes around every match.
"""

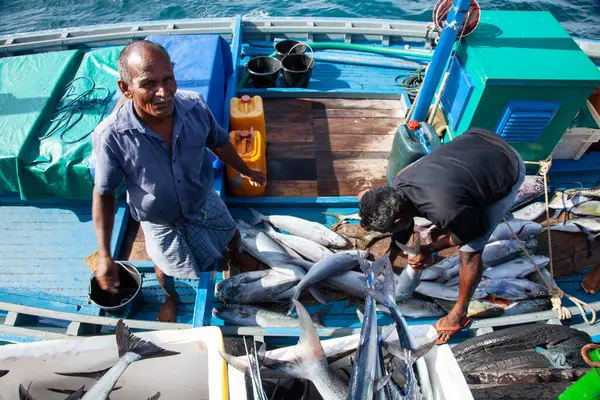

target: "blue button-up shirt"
[92,90,229,225]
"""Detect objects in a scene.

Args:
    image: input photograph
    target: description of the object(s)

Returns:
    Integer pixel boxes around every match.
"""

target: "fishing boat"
[1,0,600,397]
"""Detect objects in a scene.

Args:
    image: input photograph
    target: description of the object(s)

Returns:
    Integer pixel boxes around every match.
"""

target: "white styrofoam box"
[552,127,600,160]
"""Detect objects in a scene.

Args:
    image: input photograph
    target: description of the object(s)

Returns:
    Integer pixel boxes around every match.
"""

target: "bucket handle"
[286,43,315,69]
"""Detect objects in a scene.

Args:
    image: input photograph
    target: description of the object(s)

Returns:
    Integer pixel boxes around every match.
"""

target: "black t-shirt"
[391,128,520,244]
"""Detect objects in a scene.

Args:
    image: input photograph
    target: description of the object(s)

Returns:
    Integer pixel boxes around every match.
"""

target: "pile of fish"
[7,320,175,399]
[453,324,592,385]
[219,257,438,400]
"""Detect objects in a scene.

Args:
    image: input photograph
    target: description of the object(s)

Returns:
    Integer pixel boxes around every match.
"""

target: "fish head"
[215,279,239,302]
[213,304,257,325]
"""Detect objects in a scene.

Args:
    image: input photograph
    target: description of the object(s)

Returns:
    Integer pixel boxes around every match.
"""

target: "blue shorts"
[140,190,236,279]
[460,150,527,253]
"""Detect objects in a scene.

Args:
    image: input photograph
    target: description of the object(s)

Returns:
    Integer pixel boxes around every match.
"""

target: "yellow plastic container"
[226,129,267,197]
[230,95,266,147]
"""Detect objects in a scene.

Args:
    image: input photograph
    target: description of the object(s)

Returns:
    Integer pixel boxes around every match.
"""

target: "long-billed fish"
[510,175,544,211]
[262,222,333,262]
[213,304,327,328]
[220,300,349,399]
[216,269,299,304]
[483,255,549,280]
[250,208,347,248]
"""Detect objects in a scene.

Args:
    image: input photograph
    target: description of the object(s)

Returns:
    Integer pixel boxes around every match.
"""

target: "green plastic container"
[559,348,600,399]
[386,122,441,185]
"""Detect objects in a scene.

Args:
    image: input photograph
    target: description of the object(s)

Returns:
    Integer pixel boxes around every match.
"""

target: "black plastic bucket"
[89,261,143,319]
[275,40,306,60]
[281,54,315,88]
[246,56,281,88]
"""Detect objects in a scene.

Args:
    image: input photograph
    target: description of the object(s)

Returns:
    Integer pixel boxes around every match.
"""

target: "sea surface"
[0,0,599,40]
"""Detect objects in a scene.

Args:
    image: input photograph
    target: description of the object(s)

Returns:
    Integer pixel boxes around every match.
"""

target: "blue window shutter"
[441,57,474,132]
[496,100,561,143]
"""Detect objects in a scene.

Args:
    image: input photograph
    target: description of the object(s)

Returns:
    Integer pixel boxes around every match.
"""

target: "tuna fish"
[262,222,334,262]
[549,192,592,210]
[503,298,552,316]
[511,202,547,221]
[216,269,299,304]
[549,217,600,233]
[213,304,326,328]
[510,175,544,210]
[483,255,549,280]
[220,300,349,400]
[250,209,347,248]
[415,281,489,301]
[477,278,548,301]
[487,219,543,243]
[377,298,446,318]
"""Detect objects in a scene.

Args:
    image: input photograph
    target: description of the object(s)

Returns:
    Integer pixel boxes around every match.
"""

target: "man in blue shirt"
[92,40,265,322]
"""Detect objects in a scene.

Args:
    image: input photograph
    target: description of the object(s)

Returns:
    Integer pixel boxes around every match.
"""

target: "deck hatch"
[495,100,561,143]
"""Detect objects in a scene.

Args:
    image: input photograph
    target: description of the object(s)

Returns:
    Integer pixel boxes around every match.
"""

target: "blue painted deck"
[0,195,129,315]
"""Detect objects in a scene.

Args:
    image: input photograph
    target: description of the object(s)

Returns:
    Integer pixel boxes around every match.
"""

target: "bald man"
[91,40,265,322]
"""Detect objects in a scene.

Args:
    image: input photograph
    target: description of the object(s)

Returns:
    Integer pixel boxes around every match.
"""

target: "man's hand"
[95,255,120,294]
[407,245,435,270]
[242,169,266,187]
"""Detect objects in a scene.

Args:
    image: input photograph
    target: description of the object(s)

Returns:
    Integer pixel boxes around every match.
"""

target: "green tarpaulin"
[0,50,82,194]
[17,46,124,200]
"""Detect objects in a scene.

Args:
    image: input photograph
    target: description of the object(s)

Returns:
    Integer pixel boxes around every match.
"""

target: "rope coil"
[505,156,597,325]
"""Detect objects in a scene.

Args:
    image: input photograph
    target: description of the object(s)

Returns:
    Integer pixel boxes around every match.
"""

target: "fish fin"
[218,350,249,374]
[371,252,391,277]
[383,342,414,364]
[394,238,420,257]
[573,223,599,258]
[55,366,112,380]
[358,252,371,274]
[147,392,161,400]
[356,308,365,324]
[310,305,331,327]
[286,258,314,270]
[19,383,34,400]
[553,209,563,219]
[323,211,345,223]
[412,337,437,359]
[0,370,8,378]
[249,208,264,226]
[308,285,327,305]
[115,320,180,360]
[375,374,392,392]
[64,386,86,400]
[293,300,326,359]
[381,323,397,342]
[327,348,357,365]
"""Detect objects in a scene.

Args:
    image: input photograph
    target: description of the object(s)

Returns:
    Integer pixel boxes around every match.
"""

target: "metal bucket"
[281,43,315,88]
[245,56,281,88]
[275,39,306,60]
[89,261,143,319]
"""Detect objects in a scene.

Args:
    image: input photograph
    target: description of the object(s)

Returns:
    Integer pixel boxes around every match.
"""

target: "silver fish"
[290,251,367,312]
[569,201,600,217]
[79,320,179,399]
[377,298,446,318]
[216,270,299,304]
[262,222,334,262]
[503,298,552,316]
[549,217,600,233]
[415,281,489,301]
[477,278,548,301]
[487,219,543,243]
[510,175,544,210]
[213,304,326,328]
[220,300,349,399]
[549,192,592,210]
[564,186,600,199]
[421,255,459,282]
[512,201,547,221]
[483,255,549,280]
[525,267,556,288]
[250,208,347,248]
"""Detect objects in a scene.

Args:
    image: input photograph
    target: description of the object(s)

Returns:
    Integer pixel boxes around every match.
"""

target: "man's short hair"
[359,187,407,232]
[117,40,171,84]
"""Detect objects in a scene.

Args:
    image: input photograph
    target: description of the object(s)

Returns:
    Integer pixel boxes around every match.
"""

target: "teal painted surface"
[0,197,128,315]
[443,10,600,161]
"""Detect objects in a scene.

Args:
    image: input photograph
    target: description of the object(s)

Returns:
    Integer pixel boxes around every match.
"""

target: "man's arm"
[212,142,266,186]
[92,187,120,293]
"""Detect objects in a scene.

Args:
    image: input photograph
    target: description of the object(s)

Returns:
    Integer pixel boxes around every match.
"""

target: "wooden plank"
[262,98,313,115]
[265,180,319,197]
[267,159,317,181]
[266,122,314,143]
[309,98,404,110]
[316,134,394,153]
[267,142,315,158]
[313,117,399,135]
[265,112,312,124]
[312,109,405,118]
[316,158,387,196]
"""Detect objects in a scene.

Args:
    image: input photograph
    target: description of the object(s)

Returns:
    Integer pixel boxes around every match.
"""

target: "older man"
[92,40,265,322]
[358,127,526,344]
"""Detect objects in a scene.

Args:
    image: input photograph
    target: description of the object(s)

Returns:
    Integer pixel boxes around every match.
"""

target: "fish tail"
[116,320,180,360]
[0,370,8,378]
[147,392,161,400]
[64,386,86,400]
[323,211,345,223]
[19,383,34,400]
[248,208,264,226]
[294,300,326,360]
[309,286,327,305]
[218,350,250,374]
[573,223,599,258]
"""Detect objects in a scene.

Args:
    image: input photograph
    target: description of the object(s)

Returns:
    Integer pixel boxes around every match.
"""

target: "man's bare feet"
[582,264,600,294]
[157,296,178,322]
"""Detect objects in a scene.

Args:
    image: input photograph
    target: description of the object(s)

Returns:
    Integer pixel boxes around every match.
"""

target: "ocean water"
[0,0,599,40]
